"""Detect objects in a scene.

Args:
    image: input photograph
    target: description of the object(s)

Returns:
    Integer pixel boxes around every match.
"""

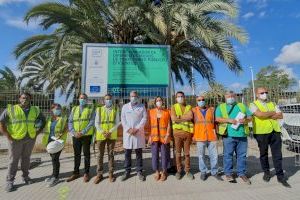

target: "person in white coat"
[121,91,147,181]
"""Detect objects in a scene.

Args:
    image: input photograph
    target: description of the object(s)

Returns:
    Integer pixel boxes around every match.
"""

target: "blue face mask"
[105,99,112,107]
[197,100,206,107]
[226,97,235,105]
[79,99,87,106]
[53,109,62,116]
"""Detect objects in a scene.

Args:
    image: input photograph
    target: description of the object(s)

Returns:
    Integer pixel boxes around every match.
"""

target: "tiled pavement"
[0,138,300,200]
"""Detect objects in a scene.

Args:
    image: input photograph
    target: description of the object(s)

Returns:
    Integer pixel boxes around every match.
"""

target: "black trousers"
[72,136,92,174]
[255,131,284,179]
[50,151,62,178]
[124,148,143,173]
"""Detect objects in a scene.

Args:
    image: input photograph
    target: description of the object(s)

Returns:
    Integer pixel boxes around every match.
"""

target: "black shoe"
[121,172,130,182]
[5,182,15,192]
[263,172,271,182]
[137,172,145,181]
[213,174,224,181]
[22,177,33,185]
[278,178,291,188]
[200,173,208,181]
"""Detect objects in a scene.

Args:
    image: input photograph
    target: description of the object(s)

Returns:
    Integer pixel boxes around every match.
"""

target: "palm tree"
[0,66,20,90]
[15,0,247,99]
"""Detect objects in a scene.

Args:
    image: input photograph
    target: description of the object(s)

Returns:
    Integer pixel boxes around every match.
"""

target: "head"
[196,95,206,108]
[104,94,113,107]
[225,91,236,105]
[19,92,32,107]
[176,91,185,104]
[51,103,62,117]
[130,91,139,104]
[78,93,88,106]
[256,87,268,101]
[154,96,164,108]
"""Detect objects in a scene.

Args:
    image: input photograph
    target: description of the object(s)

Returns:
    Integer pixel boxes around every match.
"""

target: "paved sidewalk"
[0,139,299,200]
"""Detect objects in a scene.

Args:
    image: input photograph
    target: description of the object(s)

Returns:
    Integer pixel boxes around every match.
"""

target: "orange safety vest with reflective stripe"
[192,107,217,141]
[149,108,171,143]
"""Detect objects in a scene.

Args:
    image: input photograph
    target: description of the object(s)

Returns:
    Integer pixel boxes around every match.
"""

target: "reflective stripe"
[195,120,214,124]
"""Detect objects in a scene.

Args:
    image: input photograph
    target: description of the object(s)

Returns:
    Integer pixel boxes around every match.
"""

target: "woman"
[148,96,171,181]
[42,103,68,187]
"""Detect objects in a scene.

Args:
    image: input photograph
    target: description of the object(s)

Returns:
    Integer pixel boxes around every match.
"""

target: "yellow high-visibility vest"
[96,106,118,141]
[172,103,193,133]
[7,104,40,140]
[252,100,281,134]
[72,106,94,136]
[42,116,68,146]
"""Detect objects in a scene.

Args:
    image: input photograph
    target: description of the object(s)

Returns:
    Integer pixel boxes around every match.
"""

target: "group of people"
[0,87,291,192]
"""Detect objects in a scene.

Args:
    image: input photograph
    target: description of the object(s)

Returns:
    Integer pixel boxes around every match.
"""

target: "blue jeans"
[196,141,218,175]
[223,137,248,176]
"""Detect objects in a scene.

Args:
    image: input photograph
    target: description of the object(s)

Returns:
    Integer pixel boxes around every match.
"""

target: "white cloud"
[269,47,275,51]
[247,0,268,9]
[259,11,266,18]
[228,82,247,92]
[242,12,255,19]
[5,17,39,30]
[278,65,297,79]
[274,41,300,65]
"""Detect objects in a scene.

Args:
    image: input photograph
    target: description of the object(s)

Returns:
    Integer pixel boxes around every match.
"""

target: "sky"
[1,0,300,101]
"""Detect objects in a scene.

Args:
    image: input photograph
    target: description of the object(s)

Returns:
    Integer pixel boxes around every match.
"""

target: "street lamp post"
[250,66,256,100]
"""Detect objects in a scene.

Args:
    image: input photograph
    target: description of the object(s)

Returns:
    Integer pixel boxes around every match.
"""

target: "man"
[94,94,121,183]
[121,91,147,181]
[0,92,46,192]
[215,91,252,184]
[67,93,95,183]
[192,95,223,181]
[171,91,194,180]
[250,87,291,187]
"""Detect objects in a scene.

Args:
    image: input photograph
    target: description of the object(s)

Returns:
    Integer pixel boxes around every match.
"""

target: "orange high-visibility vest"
[192,107,216,142]
[149,108,171,143]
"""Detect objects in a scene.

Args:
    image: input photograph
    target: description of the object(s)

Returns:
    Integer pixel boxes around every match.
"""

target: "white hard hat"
[46,140,64,154]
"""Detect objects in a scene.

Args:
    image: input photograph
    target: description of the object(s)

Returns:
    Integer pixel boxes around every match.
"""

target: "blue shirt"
[49,120,58,139]
[215,103,252,137]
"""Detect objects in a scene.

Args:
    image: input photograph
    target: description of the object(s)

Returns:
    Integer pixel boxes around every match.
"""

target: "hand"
[105,132,112,138]
[75,132,82,138]
[271,113,281,120]
[148,137,152,146]
[128,128,133,135]
[238,118,246,124]
[132,128,139,135]
[228,119,238,125]
[164,135,170,144]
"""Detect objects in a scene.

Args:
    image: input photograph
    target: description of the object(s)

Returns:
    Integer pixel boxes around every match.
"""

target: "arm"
[109,110,121,133]
[82,111,96,135]
[181,110,193,122]
[171,106,185,123]
[68,110,75,137]
[215,106,237,124]
[250,103,276,119]
[0,109,12,141]
[135,106,147,130]
[36,112,46,134]
[121,105,131,133]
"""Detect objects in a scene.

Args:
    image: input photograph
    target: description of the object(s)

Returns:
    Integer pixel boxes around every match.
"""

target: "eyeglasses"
[259,92,268,94]
[197,99,205,102]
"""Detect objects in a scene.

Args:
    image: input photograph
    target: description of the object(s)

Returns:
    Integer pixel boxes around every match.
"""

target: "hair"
[78,93,88,98]
[176,91,185,97]
[154,96,163,103]
[130,90,138,96]
[255,87,267,93]
[19,92,32,98]
[225,90,235,95]
[51,103,62,109]
[105,94,112,98]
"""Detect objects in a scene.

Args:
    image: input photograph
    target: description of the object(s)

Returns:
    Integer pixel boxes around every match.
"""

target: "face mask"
[105,99,112,107]
[79,99,87,106]
[226,97,235,105]
[260,93,267,100]
[156,101,162,107]
[197,100,206,107]
[176,97,183,104]
[53,109,62,116]
[130,96,138,104]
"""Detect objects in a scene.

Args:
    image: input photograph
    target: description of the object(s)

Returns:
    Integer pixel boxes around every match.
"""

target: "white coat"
[121,102,147,149]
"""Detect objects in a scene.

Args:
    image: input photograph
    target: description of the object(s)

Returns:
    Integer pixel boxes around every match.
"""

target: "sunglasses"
[260,92,268,95]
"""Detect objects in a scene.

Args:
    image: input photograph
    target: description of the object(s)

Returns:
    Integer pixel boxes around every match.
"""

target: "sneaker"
[44,177,52,183]
[137,172,145,181]
[94,174,103,184]
[200,173,208,181]
[175,172,182,180]
[263,172,271,182]
[160,172,167,181]
[121,172,130,182]
[5,182,14,192]
[225,175,236,183]
[239,175,251,185]
[47,177,59,187]
[185,172,194,180]
[83,173,90,183]
[22,177,33,185]
[213,174,224,181]
[66,174,80,182]
[278,178,291,188]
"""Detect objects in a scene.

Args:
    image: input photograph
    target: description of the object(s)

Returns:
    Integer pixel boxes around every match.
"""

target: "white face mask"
[105,99,112,107]
[130,96,138,104]
[176,97,184,104]
[226,97,235,105]
[156,101,162,107]
[260,93,267,100]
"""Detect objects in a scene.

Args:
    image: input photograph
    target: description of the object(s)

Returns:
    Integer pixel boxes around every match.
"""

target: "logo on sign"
[90,86,101,93]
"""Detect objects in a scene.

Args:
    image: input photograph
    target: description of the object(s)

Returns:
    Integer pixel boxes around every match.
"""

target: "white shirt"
[94,106,121,133]
[121,102,147,149]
